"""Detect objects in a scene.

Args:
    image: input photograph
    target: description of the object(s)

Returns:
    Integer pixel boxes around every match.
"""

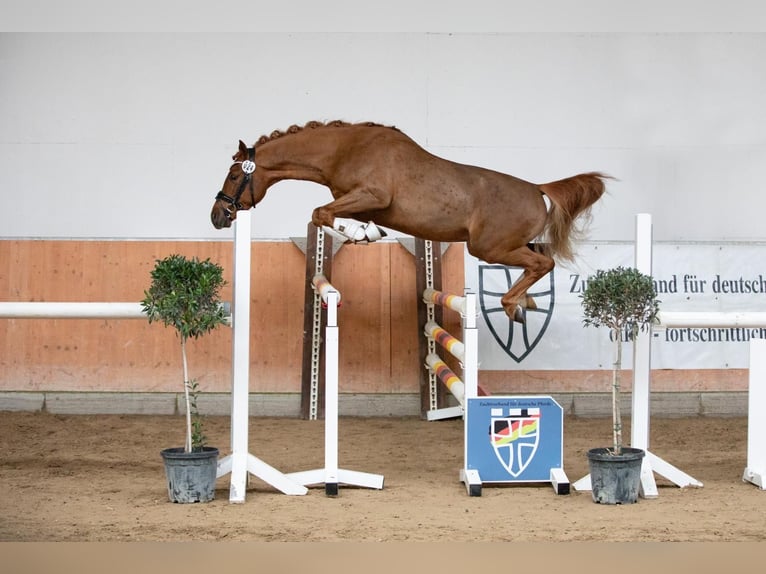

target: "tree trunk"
[612,328,623,455]
[181,337,192,453]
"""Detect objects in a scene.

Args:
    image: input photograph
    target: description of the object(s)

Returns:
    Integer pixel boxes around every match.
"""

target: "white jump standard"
[421,284,481,492]
[287,275,385,495]
[574,213,707,498]
[0,210,306,503]
[416,239,568,496]
[215,210,308,502]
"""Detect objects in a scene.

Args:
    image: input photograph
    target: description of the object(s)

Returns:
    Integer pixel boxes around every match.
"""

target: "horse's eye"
[228,174,238,181]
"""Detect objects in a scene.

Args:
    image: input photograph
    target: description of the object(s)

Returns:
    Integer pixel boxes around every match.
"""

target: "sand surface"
[1,412,764,542]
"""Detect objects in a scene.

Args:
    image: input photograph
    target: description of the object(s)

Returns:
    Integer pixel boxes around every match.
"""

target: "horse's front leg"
[312,187,391,243]
[492,246,555,323]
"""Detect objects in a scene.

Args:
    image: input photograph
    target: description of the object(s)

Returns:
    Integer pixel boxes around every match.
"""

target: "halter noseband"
[215,147,256,217]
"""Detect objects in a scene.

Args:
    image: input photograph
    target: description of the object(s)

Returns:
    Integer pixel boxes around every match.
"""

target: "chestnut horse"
[211,120,609,322]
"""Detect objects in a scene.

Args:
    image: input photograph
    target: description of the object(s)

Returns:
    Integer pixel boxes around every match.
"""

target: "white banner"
[465,243,766,370]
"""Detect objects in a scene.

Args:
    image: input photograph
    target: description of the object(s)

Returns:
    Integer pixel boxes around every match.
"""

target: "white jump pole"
[216,210,308,501]
[657,312,766,328]
[287,276,384,495]
[0,302,147,319]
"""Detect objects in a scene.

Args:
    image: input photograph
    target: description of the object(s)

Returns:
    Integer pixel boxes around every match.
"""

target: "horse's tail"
[538,172,611,262]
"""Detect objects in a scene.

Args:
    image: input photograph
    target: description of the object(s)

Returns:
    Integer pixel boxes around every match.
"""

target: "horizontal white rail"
[0,301,232,323]
[0,302,146,319]
[657,311,766,329]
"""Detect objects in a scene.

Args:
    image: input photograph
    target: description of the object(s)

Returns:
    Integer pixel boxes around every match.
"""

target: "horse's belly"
[373,208,470,242]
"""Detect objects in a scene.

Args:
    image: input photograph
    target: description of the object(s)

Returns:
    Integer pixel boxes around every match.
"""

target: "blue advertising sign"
[465,395,564,483]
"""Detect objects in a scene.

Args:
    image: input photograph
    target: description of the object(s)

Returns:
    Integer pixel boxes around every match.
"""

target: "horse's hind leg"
[494,246,555,323]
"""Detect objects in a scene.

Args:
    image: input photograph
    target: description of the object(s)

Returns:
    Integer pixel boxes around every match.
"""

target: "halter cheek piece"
[215,148,256,219]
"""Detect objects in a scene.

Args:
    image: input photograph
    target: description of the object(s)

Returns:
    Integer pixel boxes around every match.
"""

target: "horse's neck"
[256,131,341,185]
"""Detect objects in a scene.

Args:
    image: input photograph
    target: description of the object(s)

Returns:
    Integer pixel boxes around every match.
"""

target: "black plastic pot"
[160,446,219,503]
[587,447,645,504]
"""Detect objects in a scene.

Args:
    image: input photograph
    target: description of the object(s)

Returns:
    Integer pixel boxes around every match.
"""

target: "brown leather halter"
[214,147,256,219]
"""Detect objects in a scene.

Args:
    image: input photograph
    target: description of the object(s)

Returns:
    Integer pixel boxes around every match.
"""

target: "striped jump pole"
[425,321,465,362]
[423,287,466,315]
[423,285,485,495]
[422,286,478,421]
[425,353,466,408]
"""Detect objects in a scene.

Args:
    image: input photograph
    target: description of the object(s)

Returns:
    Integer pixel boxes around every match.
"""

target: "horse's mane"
[254,120,399,147]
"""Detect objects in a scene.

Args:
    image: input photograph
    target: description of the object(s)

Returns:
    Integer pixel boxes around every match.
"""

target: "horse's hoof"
[513,306,525,324]
[364,221,385,242]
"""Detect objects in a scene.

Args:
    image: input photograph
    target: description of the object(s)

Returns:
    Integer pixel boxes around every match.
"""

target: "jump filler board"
[461,395,569,496]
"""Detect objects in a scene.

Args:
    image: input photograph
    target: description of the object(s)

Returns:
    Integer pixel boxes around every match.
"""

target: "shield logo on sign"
[478,265,555,363]
[490,408,541,478]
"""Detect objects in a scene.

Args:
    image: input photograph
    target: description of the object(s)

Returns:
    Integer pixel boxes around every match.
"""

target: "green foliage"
[141,254,228,341]
[141,254,227,452]
[581,266,660,455]
[581,266,660,338]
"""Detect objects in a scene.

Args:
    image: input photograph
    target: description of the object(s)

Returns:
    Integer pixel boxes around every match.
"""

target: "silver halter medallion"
[241,159,256,174]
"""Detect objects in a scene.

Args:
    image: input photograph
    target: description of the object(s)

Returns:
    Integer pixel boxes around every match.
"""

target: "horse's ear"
[232,140,248,160]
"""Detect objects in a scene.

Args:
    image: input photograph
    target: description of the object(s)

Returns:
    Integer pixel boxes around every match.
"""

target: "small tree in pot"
[580,266,660,503]
[141,254,228,502]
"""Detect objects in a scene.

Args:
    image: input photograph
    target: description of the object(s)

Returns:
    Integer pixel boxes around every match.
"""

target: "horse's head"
[210,140,260,229]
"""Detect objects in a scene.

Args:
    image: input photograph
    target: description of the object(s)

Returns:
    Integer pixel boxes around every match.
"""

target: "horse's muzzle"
[211,205,233,229]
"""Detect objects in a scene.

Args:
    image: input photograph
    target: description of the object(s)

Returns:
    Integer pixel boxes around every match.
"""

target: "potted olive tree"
[581,266,660,504]
[141,254,228,503]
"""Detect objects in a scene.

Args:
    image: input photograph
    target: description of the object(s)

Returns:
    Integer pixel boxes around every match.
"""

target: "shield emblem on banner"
[478,265,555,363]
[490,408,541,478]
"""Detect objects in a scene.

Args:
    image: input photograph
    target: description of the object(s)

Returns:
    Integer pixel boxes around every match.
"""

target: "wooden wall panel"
[0,240,235,393]
[2,239,743,397]
[249,242,306,392]
[333,243,395,392]
[389,243,420,392]
[1,238,464,396]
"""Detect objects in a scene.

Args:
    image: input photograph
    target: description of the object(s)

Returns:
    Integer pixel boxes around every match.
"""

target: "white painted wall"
[1,4,764,241]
